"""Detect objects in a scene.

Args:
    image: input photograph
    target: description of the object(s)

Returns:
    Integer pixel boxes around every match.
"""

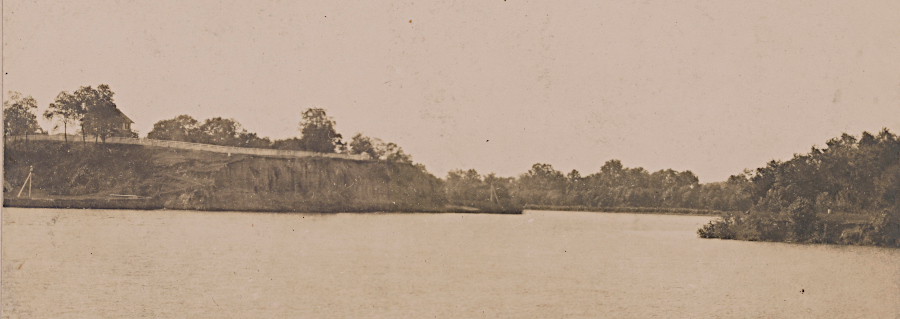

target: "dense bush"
[698,129,900,247]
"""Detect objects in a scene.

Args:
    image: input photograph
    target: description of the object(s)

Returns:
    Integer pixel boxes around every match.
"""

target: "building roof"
[112,108,134,124]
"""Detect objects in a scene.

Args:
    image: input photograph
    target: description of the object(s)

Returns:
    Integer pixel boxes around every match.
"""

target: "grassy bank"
[3,140,521,214]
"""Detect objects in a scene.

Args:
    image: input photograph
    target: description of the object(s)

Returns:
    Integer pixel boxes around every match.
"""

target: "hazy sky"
[4,0,900,182]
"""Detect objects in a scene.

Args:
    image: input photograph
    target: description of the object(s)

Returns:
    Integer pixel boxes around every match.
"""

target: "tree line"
[3,85,413,163]
[5,86,138,144]
[8,84,741,212]
[6,84,899,240]
[699,129,900,246]
[145,109,412,163]
[446,129,898,220]
[3,92,44,138]
[443,160,752,212]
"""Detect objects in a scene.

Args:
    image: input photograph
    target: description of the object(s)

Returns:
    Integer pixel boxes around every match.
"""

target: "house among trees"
[113,108,134,133]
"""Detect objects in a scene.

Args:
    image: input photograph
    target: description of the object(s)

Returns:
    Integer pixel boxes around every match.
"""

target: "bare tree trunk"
[63,122,68,144]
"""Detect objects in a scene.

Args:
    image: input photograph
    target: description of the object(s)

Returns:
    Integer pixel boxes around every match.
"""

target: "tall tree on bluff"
[197,117,243,146]
[72,85,105,143]
[297,108,344,153]
[149,115,271,148]
[348,133,384,159]
[78,85,136,143]
[44,91,81,144]
[3,91,43,139]
[348,133,413,163]
[147,115,201,142]
[45,85,134,143]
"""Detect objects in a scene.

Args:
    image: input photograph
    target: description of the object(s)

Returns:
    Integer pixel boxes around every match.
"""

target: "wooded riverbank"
[696,130,900,248]
[3,141,520,214]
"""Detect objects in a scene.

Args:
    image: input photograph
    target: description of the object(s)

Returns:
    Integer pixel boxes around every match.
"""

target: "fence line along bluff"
[7,134,370,161]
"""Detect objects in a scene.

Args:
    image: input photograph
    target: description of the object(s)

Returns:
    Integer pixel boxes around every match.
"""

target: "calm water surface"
[3,208,899,318]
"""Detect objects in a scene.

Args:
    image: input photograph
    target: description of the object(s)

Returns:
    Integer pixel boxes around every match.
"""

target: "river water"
[2,208,898,318]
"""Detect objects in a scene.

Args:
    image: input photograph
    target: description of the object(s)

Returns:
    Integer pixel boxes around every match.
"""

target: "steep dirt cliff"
[3,141,446,212]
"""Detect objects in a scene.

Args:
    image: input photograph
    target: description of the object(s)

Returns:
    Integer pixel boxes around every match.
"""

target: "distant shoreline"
[5,198,731,217]
[523,205,727,216]
[3,197,523,215]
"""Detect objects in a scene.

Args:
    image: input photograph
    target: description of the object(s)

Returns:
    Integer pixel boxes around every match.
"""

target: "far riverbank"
[523,204,727,216]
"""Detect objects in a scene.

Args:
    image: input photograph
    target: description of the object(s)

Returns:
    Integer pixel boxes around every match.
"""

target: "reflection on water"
[3,208,899,318]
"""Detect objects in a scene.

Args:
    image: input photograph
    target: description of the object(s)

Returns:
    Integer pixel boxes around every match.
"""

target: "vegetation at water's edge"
[698,130,900,247]
[523,205,725,215]
[698,207,900,247]
[5,85,900,246]
[3,84,751,214]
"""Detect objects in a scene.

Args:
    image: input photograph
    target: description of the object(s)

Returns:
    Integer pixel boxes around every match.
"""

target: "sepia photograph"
[3,0,899,317]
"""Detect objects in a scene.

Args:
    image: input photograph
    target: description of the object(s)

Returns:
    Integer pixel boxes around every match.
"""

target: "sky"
[3,0,900,182]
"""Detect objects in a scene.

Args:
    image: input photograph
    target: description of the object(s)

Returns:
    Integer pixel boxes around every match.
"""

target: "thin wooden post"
[490,183,499,204]
[16,175,29,197]
[17,166,33,198]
